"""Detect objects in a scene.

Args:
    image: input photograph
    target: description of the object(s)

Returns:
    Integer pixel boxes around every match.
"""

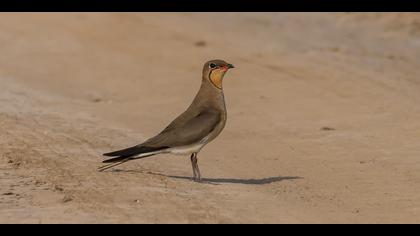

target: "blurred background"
[1,13,420,223]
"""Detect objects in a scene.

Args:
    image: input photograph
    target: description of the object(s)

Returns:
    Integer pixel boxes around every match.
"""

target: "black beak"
[227,63,235,69]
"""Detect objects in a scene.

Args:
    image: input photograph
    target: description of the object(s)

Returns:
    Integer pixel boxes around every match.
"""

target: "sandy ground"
[1,13,420,223]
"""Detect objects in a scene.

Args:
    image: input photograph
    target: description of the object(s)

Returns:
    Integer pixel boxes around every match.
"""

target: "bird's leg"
[192,153,201,182]
[190,153,197,181]
[195,161,201,182]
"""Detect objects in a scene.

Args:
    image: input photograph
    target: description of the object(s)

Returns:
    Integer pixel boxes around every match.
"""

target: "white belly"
[168,143,205,155]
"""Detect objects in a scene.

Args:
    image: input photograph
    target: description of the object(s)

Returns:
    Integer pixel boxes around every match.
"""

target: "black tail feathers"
[102,145,169,163]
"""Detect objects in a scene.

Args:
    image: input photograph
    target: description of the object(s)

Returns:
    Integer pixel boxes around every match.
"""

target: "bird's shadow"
[167,175,302,185]
[111,169,302,185]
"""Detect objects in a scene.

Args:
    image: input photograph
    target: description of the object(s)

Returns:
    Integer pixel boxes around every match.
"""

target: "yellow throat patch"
[209,69,226,89]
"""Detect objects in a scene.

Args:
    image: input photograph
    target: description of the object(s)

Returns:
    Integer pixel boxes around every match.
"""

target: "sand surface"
[1,13,420,223]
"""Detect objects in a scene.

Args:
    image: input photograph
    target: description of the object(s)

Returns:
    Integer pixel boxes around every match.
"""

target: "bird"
[99,59,234,182]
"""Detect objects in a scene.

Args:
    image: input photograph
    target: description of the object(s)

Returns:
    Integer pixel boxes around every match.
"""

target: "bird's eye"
[209,63,217,69]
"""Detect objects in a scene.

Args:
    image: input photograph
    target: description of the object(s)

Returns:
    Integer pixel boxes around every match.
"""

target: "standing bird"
[100,59,234,182]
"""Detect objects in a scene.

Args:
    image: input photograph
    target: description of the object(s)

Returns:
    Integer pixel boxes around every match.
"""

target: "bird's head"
[203,59,234,90]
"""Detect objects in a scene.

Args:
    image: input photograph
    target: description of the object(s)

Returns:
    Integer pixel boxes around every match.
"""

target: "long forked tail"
[98,158,132,172]
[99,145,168,172]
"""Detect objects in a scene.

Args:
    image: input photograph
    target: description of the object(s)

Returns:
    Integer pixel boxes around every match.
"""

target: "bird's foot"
[193,176,203,183]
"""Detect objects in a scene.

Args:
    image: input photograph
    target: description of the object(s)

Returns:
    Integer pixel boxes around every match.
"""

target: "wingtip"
[103,150,120,157]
